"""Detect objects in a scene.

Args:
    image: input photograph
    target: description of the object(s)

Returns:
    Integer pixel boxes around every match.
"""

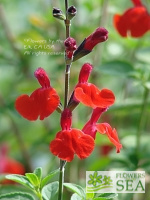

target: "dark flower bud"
[64,37,77,51]
[67,6,77,20]
[64,37,77,60]
[73,27,108,61]
[53,7,65,20]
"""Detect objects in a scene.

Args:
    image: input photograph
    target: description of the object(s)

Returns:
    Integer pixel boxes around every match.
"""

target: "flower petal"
[74,84,115,108]
[15,88,60,121]
[71,129,95,159]
[50,129,94,162]
[92,88,115,107]
[50,131,74,162]
[96,123,122,153]
[15,94,39,120]
[74,84,96,108]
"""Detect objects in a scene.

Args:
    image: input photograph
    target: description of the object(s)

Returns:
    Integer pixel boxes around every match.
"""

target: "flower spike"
[15,68,60,121]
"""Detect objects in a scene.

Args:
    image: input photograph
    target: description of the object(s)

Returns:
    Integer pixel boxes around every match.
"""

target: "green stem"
[64,64,71,108]
[58,0,70,199]
[64,0,71,108]
[136,87,149,155]
[36,191,43,200]
[58,160,66,200]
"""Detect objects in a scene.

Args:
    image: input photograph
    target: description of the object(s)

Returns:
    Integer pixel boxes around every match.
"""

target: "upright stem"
[58,160,66,200]
[64,0,71,109]
[136,87,149,155]
[64,64,71,108]
[58,0,70,199]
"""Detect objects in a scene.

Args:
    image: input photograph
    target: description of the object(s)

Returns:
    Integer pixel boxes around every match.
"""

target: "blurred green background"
[0,0,150,199]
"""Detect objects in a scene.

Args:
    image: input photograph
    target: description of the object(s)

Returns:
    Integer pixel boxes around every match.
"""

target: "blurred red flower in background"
[100,145,113,156]
[15,68,60,121]
[0,144,25,184]
[113,0,150,37]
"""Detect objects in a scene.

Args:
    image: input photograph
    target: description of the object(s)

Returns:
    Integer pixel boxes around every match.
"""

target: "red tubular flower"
[73,27,108,61]
[0,144,25,184]
[64,37,77,60]
[84,27,108,51]
[15,68,60,121]
[113,0,150,37]
[82,108,122,153]
[96,123,122,153]
[50,109,95,162]
[73,63,115,109]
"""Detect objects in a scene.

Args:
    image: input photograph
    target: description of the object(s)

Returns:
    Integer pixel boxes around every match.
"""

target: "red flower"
[82,108,122,153]
[84,27,108,51]
[15,68,60,121]
[64,37,77,59]
[73,27,108,61]
[0,144,25,184]
[113,0,150,37]
[50,109,94,162]
[73,63,115,109]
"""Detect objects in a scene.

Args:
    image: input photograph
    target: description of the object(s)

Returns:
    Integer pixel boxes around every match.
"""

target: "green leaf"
[71,193,83,200]
[63,183,85,198]
[41,169,59,188]
[25,173,40,187]
[6,174,33,190]
[33,167,42,181]
[93,198,109,200]
[86,192,94,199]
[0,192,35,200]
[42,181,59,200]
[135,48,150,63]
[97,193,118,199]
[98,60,134,76]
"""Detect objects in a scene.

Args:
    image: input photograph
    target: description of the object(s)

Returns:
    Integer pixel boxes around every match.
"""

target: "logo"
[86,171,145,193]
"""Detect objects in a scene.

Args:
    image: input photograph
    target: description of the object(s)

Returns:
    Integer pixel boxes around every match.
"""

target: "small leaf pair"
[3,167,59,200]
